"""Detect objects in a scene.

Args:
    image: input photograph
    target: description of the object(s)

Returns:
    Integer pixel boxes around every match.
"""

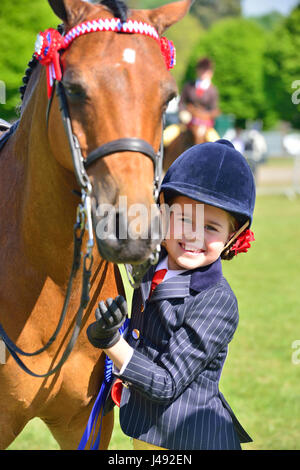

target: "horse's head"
[46,0,192,264]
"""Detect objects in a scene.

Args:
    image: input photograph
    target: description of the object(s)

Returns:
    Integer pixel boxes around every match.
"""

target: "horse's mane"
[19,0,128,103]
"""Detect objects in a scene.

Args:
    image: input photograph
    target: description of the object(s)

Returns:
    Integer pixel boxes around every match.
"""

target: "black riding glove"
[86,295,128,349]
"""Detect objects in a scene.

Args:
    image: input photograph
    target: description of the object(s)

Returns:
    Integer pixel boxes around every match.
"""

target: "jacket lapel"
[140,263,156,302]
[189,257,223,292]
[148,272,191,302]
[140,254,223,303]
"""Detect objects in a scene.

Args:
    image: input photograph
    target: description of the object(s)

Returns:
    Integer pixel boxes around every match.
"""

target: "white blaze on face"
[122,48,136,64]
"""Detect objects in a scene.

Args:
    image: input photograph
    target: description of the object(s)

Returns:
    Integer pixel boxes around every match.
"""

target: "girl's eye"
[205,224,217,231]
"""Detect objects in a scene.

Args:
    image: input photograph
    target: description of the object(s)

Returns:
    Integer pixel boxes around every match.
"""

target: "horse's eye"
[63,82,87,101]
[163,92,178,112]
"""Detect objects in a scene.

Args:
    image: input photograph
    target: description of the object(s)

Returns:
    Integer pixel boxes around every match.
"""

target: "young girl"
[87,139,255,450]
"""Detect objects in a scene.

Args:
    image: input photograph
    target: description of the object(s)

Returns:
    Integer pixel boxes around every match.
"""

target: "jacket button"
[132,329,140,340]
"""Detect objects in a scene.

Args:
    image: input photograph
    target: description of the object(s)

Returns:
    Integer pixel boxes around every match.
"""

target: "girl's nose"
[184,224,203,241]
[185,231,197,241]
[182,223,205,248]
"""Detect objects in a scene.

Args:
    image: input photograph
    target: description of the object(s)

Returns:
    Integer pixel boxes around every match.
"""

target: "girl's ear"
[224,220,250,251]
[227,231,237,243]
[223,231,237,253]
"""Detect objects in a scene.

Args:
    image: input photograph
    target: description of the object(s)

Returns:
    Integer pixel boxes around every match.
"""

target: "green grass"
[7,410,132,451]
[7,419,60,451]
[7,193,300,450]
[221,193,300,450]
[264,157,294,167]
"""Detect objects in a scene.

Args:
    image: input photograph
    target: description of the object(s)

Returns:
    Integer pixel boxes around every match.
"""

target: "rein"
[0,18,171,376]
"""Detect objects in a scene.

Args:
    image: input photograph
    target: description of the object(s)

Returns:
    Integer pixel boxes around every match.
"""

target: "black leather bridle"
[0,27,167,376]
[53,78,164,284]
[0,77,164,378]
[53,80,163,203]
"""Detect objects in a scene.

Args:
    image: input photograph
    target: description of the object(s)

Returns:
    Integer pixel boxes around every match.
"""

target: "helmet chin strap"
[222,220,250,254]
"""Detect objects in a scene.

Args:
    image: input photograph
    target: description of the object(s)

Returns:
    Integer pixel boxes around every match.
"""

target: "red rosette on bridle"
[160,37,176,70]
[230,229,255,255]
[34,28,66,97]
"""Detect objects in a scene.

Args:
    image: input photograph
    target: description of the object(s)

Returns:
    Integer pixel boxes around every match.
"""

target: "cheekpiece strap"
[34,18,176,98]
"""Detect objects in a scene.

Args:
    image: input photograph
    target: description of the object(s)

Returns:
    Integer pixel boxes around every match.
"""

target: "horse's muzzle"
[92,203,162,264]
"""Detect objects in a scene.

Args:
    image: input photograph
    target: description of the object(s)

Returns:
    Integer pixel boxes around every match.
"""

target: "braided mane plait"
[100,0,128,22]
[19,55,38,102]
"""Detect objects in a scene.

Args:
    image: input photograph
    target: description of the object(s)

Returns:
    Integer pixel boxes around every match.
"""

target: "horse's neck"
[0,67,80,287]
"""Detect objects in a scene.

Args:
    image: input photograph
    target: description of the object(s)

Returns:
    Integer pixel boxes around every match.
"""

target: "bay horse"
[0,0,191,449]
[163,112,220,172]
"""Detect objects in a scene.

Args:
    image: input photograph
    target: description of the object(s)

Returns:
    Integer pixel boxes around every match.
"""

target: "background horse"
[0,0,191,449]
[163,113,220,172]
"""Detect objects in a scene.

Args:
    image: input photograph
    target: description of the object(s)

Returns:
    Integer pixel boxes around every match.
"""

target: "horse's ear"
[144,0,194,35]
[48,0,68,21]
[48,0,93,25]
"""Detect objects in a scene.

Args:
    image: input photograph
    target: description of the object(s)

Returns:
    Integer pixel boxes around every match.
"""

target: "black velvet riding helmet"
[160,139,256,227]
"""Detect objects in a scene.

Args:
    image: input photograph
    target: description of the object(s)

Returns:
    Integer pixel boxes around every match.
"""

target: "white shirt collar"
[155,256,186,281]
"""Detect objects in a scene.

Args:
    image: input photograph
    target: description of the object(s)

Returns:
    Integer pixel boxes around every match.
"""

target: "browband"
[34,18,176,98]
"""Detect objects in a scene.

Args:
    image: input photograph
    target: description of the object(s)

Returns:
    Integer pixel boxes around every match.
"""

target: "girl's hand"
[86,295,127,349]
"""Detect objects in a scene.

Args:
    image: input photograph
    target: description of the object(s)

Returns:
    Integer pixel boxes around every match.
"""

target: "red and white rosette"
[34,28,65,97]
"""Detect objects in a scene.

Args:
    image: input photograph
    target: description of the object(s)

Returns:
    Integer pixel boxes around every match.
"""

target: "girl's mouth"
[179,242,204,254]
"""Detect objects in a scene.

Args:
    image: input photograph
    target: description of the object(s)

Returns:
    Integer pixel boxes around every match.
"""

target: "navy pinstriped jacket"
[109,256,252,450]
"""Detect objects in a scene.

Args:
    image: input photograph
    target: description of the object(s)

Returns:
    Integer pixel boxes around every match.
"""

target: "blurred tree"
[166,14,203,86]
[250,10,284,31]
[182,17,270,127]
[264,5,300,129]
[0,0,202,121]
[0,0,57,121]
[128,0,165,7]
[190,0,241,28]
[128,0,241,28]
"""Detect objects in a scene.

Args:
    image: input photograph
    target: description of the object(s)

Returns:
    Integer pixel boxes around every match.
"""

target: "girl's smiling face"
[163,195,235,270]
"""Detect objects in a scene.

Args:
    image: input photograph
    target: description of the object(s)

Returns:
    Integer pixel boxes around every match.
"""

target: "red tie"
[149,269,167,298]
[111,268,167,408]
